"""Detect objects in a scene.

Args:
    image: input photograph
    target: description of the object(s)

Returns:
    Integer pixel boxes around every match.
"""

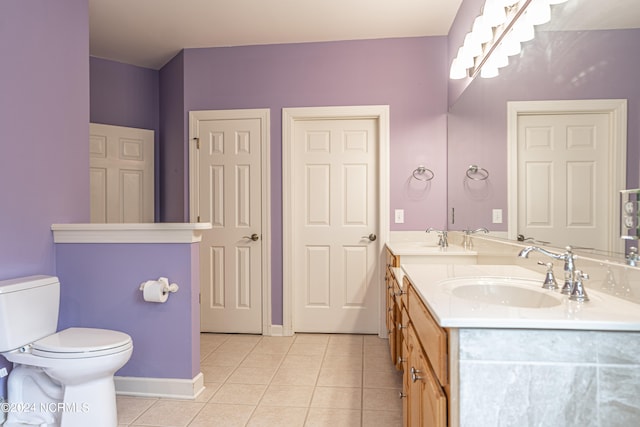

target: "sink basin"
[445,277,563,308]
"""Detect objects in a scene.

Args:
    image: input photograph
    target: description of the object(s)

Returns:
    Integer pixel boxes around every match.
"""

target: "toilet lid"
[32,327,132,358]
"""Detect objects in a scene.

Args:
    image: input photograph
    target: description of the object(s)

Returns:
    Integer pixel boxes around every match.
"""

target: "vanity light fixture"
[449,0,570,80]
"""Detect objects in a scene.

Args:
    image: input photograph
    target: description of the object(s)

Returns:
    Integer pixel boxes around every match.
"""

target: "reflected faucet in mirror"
[426,228,448,248]
[462,227,488,249]
[626,247,639,267]
[517,234,549,245]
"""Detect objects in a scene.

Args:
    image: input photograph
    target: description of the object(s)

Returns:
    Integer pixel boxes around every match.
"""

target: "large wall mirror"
[447,0,640,262]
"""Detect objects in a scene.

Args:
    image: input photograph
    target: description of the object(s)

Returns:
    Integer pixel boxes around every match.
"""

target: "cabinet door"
[407,323,447,427]
[416,346,447,427]
[385,246,399,268]
[385,267,393,331]
[401,336,410,427]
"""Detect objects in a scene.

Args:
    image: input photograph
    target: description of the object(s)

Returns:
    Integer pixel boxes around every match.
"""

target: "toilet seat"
[32,327,132,359]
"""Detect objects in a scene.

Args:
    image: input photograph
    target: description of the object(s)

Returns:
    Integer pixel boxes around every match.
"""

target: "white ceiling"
[89,0,640,70]
[89,0,463,70]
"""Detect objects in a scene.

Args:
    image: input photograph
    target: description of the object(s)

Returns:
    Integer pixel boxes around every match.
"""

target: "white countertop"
[386,241,477,256]
[402,263,640,331]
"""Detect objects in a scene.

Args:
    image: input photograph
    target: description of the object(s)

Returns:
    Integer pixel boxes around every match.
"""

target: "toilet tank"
[0,275,60,352]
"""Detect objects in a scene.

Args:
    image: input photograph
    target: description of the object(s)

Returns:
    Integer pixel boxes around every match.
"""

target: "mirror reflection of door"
[89,123,154,223]
[513,112,628,258]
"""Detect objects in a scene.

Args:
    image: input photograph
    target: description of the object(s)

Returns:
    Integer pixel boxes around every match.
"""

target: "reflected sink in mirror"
[445,277,563,308]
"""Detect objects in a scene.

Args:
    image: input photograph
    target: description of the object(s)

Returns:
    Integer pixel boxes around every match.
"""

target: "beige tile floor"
[116,333,402,427]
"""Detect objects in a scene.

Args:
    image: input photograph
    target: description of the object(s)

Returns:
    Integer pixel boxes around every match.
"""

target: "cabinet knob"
[397,356,406,365]
[398,392,407,399]
[397,323,407,330]
[410,367,423,383]
[394,290,406,297]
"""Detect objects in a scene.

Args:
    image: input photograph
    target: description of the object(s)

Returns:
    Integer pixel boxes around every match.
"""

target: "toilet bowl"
[0,276,134,427]
[3,328,133,427]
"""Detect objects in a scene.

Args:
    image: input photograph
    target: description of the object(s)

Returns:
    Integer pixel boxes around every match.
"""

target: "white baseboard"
[265,324,284,336]
[115,372,205,400]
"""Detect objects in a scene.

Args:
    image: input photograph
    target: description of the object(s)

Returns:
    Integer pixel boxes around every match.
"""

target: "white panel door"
[195,116,264,333]
[517,113,610,249]
[292,117,379,333]
[89,123,154,223]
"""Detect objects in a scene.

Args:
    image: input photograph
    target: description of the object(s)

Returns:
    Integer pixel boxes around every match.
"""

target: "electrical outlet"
[0,367,7,378]
[492,209,503,224]
[394,209,405,224]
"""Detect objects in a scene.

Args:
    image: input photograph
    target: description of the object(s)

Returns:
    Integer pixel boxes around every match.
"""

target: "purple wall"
[89,57,159,131]
[0,0,89,279]
[161,37,450,324]
[447,28,640,230]
[0,0,89,398]
[55,242,200,379]
[159,52,186,222]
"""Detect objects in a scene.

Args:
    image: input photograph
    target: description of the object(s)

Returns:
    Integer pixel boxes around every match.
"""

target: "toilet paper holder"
[139,277,179,296]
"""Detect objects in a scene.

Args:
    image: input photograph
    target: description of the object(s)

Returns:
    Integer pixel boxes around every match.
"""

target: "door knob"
[362,233,377,242]
[243,233,259,241]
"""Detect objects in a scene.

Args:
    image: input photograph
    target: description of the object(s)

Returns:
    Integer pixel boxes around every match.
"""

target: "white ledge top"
[51,223,212,243]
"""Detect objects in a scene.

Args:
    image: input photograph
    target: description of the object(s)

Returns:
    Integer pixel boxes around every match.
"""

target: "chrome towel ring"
[466,165,489,181]
[412,165,434,182]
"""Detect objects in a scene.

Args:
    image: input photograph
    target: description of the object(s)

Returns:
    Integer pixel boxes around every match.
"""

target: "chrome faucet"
[626,247,638,267]
[518,246,578,295]
[462,227,488,249]
[426,228,448,248]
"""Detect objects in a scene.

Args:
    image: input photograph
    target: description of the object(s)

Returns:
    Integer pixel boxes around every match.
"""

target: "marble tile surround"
[457,329,640,427]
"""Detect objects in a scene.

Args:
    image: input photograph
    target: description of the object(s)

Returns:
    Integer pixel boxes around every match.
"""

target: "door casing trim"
[188,108,272,335]
[282,105,390,337]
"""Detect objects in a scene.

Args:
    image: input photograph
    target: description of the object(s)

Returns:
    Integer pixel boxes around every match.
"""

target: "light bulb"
[483,0,507,27]
[463,33,483,58]
[526,0,551,26]
[457,46,474,69]
[489,45,509,68]
[450,58,468,80]
[500,30,522,56]
[471,15,493,44]
[511,13,535,42]
[480,64,499,78]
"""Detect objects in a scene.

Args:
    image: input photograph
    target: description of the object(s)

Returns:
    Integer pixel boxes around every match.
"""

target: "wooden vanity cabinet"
[402,276,448,427]
[384,244,450,426]
[384,247,404,370]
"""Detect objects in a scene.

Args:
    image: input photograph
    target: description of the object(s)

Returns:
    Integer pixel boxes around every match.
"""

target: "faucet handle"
[569,270,590,302]
[537,261,558,290]
[627,247,638,266]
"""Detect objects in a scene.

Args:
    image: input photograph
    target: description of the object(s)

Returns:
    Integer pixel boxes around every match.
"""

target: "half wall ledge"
[51,223,212,244]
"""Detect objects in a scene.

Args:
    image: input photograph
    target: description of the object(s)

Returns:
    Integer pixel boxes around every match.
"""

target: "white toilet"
[0,275,133,427]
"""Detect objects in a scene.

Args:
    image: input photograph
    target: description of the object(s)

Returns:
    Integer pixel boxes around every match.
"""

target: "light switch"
[492,209,503,224]
[395,209,405,224]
